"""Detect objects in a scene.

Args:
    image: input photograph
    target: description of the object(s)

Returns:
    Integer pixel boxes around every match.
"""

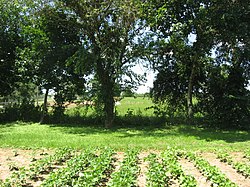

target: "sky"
[132,64,155,94]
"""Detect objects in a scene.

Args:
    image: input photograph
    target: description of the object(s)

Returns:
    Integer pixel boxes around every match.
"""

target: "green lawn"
[0,122,249,152]
[0,97,249,152]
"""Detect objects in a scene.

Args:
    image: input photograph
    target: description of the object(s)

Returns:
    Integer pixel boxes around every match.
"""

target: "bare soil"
[200,152,250,187]
[231,152,250,164]
[0,148,52,181]
[137,152,149,187]
[179,158,212,187]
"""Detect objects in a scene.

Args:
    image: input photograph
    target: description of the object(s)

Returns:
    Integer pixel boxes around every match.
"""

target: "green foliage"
[1,103,40,122]
[243,150,250,161]
[146,1,214,118]
[18,1,85,119]
[146,153,170,186]
[146,0,250,128]
[0,0,249,130]
[199,57,250,129]
[108,149,139,186]
[0,0,24,96]
[60,0,147,127]
[42,148,114,187]
[146,147,197,187]
[122,88,135,97]
[2,148,74,187]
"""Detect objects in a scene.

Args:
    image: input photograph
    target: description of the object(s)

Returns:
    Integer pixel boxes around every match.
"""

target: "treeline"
[0,0,249,129]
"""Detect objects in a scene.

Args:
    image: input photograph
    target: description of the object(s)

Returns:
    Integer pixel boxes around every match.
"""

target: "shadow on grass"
[1,115,249,143]
[44,115,250,143]
[0,121,32,128]
[176,125,250,143]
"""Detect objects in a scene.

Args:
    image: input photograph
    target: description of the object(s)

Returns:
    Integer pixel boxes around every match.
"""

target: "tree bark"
[187,63,195,118]
[39,88,49,124]
[95,57,116,128]
[102,74,115,128]
[104,92,115,128]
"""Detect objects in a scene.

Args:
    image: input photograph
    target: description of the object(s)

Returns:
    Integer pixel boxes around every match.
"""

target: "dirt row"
[0,148,249,187]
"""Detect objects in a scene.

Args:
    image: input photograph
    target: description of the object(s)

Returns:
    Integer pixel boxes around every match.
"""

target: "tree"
[0,0,23,96]
[198,0,250,128]
[61,0,144,128]
[144,0,214,118]
[20,2,85,122]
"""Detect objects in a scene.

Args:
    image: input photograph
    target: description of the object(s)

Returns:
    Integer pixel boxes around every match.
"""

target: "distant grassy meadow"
[0,97,249,152]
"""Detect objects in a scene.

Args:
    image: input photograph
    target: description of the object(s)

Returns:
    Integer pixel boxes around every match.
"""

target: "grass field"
[0,97,249,151]
[65,96,154,117]
[0,122,249,152]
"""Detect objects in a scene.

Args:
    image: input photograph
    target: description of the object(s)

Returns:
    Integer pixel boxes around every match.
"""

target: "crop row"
[42,147,114,186]
[217,151,250,178]
[0,148,247,187]
[146,147,197,187]
[243,150,250,161]
[1,148,74,187]
[0,148,141,187]
[108,149,139,186]
[182,151,238,187]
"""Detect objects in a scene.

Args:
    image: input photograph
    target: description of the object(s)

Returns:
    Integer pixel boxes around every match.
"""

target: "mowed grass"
[0,122,249,152]
[0,97,249,151]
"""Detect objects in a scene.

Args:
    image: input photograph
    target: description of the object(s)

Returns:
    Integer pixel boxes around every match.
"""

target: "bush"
[1,102,41,122]
[199,66,250,129]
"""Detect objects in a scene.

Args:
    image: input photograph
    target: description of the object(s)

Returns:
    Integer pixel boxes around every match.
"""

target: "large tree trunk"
[96,65,115,128]
[102,73,115,128]
[187,63,195,118]
[104,92,115,128]
[40,88,49,124]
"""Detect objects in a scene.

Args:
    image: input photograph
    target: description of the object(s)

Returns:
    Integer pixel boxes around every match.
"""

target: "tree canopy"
[0,0,249,128]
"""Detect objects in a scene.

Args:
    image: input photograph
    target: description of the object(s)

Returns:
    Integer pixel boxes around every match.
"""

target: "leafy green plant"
[3,167,28,187]
[74,148,115,186]
[42,148,115,187]
[1,148,74,186]
[41,149,96,186]
[145,153,170,186]
[146,148,197,187]
[108,149,139,186]
[243,150,250,161]
[217,151,233,164]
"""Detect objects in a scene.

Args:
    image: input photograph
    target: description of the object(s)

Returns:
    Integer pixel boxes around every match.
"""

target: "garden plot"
[0,148,249,187]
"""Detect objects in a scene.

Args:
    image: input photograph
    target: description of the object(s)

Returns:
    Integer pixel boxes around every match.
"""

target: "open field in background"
[116,97,154,116]
[64,96,155,117]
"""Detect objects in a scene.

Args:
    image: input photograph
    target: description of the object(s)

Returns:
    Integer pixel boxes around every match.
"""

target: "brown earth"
[200,152,250,187]
[137,152,149,187]
[179,158,212,187]
[0,148,53,182]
